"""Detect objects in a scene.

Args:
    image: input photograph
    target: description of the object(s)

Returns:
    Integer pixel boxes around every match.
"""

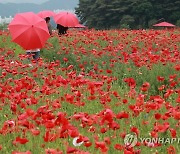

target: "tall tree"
[75,0,179,29]
[149,0,180,24]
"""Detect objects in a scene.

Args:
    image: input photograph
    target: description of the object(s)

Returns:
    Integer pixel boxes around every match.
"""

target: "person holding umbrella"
[8,12,50,62]
[37,10,55,36]
[45,17,52,35]
[53,11,79,35]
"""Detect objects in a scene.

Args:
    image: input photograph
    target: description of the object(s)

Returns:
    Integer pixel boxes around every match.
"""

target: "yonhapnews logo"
[124,133,180,148]
[124,133,137,148]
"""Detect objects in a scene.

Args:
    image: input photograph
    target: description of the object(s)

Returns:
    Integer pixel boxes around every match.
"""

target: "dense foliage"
[75,0,180,29]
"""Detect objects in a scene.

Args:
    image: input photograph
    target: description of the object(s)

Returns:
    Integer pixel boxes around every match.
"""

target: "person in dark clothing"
[45,17,52,35]
[57,24,68,35]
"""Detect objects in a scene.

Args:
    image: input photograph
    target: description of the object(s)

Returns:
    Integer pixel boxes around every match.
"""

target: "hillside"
[0,0,79,17]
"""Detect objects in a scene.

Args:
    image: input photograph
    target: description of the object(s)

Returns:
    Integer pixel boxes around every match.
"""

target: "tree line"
[75,0,180,29]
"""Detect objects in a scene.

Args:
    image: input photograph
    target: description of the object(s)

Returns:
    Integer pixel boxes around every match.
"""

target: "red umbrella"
[9,12,50,50]
[37,10,55,18]
[153,22,175,27]
[53,11,79,27]
[74,24,86,28]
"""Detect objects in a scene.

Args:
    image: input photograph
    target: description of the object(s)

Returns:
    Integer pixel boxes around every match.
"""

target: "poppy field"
[0,28,180,154]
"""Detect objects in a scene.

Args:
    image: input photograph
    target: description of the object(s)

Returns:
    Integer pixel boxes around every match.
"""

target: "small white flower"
[28,64,33,67]
[6,120,15,127]
[73,137,84,147]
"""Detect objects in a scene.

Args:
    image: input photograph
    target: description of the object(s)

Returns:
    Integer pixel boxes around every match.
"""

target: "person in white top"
[26,48,40,60]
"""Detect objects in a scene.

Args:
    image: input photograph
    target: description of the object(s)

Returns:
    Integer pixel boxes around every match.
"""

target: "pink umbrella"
[9,12,50,50]
[74,24,86,28]
[53,11,79,27]
[37,10,55,18]
[153,22,175,27]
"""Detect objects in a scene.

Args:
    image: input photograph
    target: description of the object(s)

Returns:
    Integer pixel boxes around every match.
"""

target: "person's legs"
[32,51,40,60]
[26,52,32,60]
[26,52,33,67]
